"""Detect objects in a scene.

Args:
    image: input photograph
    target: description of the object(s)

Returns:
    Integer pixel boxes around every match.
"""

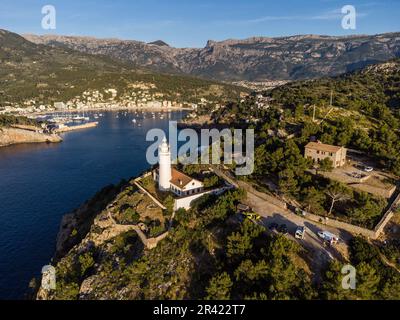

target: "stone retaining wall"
[133,180,166,210]
[374,192,400,236]
[299,190,400,240]
[301,211,377,239]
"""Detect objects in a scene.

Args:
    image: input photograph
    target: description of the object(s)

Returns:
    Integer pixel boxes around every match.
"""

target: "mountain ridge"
[0,29,247,107]
[24,31,400,82]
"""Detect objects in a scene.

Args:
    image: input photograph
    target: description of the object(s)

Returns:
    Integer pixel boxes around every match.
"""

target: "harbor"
[54,121,99,133]
[35,109,179,133]
[0,110,187,299]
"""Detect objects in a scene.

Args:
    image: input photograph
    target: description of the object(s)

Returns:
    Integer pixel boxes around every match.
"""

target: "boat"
[73,115,85,122]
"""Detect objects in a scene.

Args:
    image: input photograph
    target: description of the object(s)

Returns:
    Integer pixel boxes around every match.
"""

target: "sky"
[1,0,399,47]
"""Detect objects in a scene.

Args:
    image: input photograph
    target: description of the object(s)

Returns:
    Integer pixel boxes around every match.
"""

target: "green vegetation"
[0,114,40,127]
[267,59,400,175]
[321,237,400,300]
[253,130,386,228]
[45,176,400,300]
[0,30,247,107]
[202,60,400,228]
[119,189,317,300]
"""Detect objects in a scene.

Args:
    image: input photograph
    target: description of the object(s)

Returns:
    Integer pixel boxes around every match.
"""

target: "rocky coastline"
[0,127,62,148]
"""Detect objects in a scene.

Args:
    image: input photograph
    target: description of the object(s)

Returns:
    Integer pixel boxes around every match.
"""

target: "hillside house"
[305,141,347,168]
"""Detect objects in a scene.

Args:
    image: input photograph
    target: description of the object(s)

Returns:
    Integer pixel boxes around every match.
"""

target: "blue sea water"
[0,111,186,299]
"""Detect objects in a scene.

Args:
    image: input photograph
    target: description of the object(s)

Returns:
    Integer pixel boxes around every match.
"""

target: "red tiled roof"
[170,168,195,188]
[305,142,343,153]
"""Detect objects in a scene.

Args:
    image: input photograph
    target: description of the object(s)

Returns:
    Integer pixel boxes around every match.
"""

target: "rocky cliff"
[0,127,62,147]
[24,33,400,81]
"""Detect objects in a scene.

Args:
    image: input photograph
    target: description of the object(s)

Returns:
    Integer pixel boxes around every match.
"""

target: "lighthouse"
[158,136,172,191]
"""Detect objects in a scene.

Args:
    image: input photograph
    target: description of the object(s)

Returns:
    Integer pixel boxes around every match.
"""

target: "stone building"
[305,141,347,168]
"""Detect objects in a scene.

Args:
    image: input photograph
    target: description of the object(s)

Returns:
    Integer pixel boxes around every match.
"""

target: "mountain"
[268,58,400,113]
[0,29,246,106]
[24,32,400,82]
[207,58,400,176]
[148,40,170,47]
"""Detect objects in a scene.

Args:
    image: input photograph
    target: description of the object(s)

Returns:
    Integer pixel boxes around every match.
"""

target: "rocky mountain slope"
[24,33,400,82]
[0,29,246,107]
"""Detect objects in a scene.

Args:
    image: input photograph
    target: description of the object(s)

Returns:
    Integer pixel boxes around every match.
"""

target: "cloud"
[311,8,368,20]
[219,6,369,26]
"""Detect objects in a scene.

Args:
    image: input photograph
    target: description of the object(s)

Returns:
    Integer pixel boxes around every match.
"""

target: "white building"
[154,137,204,197]
[157,137,172,191]
[153,138,211,210]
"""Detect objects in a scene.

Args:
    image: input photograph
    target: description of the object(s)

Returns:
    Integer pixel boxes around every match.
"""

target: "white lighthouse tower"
[158,136,172,191]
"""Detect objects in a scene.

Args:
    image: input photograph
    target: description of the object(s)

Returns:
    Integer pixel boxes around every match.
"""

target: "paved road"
[211,165,350,280]
[245,191,348,252]
[244,191,349,282]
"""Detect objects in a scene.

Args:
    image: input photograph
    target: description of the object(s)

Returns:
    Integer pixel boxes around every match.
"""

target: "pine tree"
[205,272,233,300]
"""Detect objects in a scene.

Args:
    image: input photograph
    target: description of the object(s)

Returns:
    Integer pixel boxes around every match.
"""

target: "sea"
[0,110,186,299]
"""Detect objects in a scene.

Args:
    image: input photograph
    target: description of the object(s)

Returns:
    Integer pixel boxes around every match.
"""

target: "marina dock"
[55,122,99,133]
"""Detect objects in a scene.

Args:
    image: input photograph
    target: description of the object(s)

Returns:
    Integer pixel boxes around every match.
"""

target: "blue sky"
[1,0,399,47]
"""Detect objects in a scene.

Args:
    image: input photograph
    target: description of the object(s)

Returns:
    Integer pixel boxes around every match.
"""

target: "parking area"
[242,191,350,258]
[320,153,397,199]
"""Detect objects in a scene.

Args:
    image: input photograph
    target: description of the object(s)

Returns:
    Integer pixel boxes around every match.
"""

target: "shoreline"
[0,127,62,148]
[30,105,192,117]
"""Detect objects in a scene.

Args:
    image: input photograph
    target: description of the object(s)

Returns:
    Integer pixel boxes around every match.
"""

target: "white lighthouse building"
[153,137,205,196]
[158,136,172,191]
[151,138,228,210]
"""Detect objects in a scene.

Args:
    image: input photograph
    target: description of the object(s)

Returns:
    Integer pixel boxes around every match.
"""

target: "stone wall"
[133,180,166,210]
[374,192,400,236]
[301,211,377,239]
[174,188,225,211]
[300,191,400,240]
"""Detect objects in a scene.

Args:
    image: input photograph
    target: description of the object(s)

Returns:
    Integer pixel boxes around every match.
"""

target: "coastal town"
[0,83,211,117]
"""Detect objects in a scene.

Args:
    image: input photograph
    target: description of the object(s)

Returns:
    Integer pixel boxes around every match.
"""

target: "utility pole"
[312,105,316,122]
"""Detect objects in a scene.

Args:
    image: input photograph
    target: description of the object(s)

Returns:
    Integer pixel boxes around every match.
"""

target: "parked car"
[278,224,288,235]
[364,166,374,173]
[295,226,306,239]
[243,212,261,221]
[268,222,279,231]
[318,231,340,245]
[351,172,362,179]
